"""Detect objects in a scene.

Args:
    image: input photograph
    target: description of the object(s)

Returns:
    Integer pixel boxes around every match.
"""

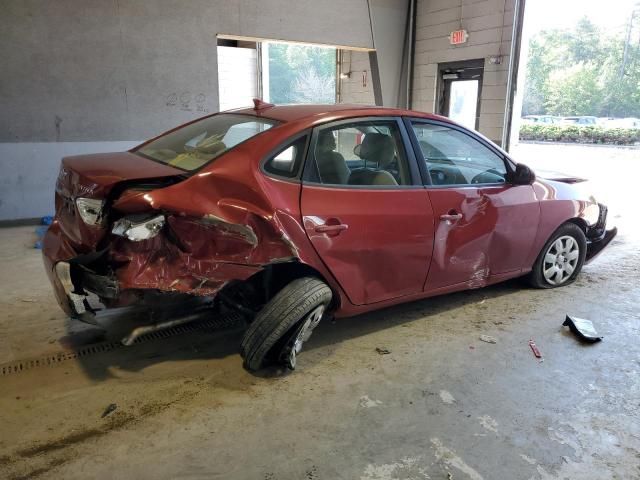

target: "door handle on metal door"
[440,213,463,222]
[315,223,349,234]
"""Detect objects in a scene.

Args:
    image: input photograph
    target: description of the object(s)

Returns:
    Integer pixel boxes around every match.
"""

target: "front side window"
[411,122,507,186]
[136,114,278,171]
[310,120,412,187]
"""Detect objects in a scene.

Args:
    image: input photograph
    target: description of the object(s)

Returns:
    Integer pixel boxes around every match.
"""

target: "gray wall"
[0,0,374,143]
[412,0,516,144]
[0,0,381,220]
[338,51,376,105]
[369,0,411,108]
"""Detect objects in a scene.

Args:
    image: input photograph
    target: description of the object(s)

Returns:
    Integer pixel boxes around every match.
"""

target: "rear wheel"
[529,223,586,288]
[240,277,332,372]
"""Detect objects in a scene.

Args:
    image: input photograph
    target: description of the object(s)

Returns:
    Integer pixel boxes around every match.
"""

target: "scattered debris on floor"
[563,315,603,343]
[101,403,118,418]
[439,390,456,404]
[20,298,36,303]
[359,395,383,408]
[528,339,543,359]
[479,334,497,344]
[375,347,391,355]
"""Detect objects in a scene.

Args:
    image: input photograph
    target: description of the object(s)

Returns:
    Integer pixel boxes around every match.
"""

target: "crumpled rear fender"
[105,148,345,306]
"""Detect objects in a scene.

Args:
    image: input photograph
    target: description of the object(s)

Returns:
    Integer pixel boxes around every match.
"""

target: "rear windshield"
[135,114,279,171]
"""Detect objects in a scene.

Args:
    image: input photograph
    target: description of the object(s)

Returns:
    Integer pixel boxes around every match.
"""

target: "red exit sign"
[450,29,468,45]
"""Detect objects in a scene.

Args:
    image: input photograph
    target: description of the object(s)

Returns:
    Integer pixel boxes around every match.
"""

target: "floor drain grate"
[0,311,243,377]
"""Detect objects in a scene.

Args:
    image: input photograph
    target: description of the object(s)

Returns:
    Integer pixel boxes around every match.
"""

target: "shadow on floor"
[64,279,526,381]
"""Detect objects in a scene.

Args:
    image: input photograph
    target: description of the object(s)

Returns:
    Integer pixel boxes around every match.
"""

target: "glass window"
[411,122,507,186]
[264,136,308,178]
[311,120,412,187]
[136,114,278,171]
[448,80,479,130]
[266,43,336,104]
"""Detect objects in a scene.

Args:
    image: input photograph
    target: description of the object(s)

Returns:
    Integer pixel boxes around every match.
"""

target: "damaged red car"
[43,101,617,370]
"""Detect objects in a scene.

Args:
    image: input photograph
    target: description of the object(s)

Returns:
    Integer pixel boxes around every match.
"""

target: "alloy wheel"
[542,235,580,286]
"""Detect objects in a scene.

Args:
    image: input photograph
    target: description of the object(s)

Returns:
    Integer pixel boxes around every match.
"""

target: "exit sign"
[450,29,468,45]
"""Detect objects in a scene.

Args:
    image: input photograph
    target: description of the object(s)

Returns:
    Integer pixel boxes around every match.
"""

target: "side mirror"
[512,163,535,185]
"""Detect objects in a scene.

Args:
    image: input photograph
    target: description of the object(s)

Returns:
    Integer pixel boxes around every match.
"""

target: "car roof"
[226,103,449,125]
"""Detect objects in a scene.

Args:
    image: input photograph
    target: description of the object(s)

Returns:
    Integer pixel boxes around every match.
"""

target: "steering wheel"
[471,169,506,184]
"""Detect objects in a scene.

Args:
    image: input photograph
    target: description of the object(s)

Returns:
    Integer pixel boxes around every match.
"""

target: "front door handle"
[440,212,463,222]
[315,223,349,234]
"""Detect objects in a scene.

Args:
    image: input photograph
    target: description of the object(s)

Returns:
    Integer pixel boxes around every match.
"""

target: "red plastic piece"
[528,339,542,358]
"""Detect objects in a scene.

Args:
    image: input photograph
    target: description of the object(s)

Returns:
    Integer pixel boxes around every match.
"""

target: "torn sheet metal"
[563,315,603,343]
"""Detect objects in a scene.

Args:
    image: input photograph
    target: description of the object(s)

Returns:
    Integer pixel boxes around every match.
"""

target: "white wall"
[412,0,515,144]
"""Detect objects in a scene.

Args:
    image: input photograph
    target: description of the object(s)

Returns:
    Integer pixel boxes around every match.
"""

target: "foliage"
[522,16,640,118]
[519,124,640,145]
[268,43,336,104]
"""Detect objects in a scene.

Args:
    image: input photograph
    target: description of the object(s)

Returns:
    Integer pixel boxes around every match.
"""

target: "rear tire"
[240,277,332,372]
[528,222,586,288]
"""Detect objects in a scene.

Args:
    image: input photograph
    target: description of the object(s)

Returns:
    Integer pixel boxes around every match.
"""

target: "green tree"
[522,15,640,118]
[268,44,336,104]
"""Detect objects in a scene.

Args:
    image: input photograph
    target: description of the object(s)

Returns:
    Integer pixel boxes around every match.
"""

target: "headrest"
[357,133,394,161]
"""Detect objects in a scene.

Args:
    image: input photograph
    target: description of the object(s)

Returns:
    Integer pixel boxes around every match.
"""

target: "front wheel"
[528,223,587,288]
[240,277,332,372]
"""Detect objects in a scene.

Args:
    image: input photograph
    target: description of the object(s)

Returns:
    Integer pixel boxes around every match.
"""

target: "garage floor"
[1,144,639,480]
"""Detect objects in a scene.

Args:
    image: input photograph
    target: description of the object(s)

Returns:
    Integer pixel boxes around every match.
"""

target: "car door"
[300,117,435,306]
[405,118,540,291]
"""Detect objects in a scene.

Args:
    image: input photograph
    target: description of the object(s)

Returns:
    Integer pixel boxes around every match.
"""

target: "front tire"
[528,222,586,288]
[240,277,332,372]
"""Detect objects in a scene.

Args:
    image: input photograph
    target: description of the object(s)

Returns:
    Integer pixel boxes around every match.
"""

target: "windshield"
[135,114,279,171]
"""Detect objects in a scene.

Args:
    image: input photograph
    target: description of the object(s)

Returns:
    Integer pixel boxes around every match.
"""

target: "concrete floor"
[1,143,639,480]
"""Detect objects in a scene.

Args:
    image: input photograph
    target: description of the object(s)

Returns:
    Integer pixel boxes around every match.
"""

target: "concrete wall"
[339,51,376,105]
[369,0,411,108]
[0,0,374,220]
[1,0,374,144]
[412,0,515,144]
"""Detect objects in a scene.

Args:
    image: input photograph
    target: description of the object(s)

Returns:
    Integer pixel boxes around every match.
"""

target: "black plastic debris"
[101,403,118,418]
[375,347,391,355]
[563,315,603,343]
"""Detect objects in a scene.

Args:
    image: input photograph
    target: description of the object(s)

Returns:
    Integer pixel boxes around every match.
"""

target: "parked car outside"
[561,116,598,126]
[43,101,617,371]
[521,115,561,125]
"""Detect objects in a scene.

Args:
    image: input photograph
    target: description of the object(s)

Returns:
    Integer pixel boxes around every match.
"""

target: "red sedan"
[43,101,617,370]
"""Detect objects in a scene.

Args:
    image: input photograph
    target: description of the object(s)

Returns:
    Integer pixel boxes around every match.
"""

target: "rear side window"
[264,135,308,178]
[308,119,413,187]
[136,114,278,171]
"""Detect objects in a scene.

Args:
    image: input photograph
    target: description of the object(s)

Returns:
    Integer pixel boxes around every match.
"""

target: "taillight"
[75,198,105,226]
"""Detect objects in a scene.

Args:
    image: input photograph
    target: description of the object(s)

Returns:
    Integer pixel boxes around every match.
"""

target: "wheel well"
[219,261,340,315]
[566,217,588,234]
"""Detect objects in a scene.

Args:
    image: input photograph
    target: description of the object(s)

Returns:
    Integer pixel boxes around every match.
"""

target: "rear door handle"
[315,223,349,233]
[440,213,463,222]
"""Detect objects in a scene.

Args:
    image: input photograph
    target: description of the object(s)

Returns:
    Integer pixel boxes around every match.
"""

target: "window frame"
[301,116,423,190]
[259,130,311,182]
[403,117,517,188]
